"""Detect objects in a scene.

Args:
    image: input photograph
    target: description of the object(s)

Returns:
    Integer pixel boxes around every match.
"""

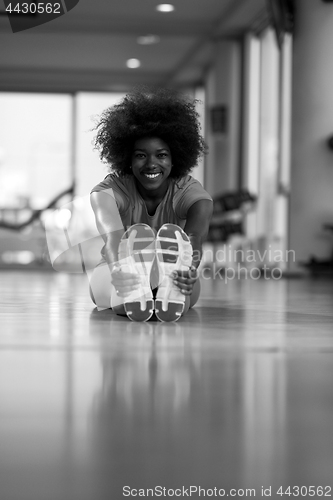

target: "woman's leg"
[89,222,200,320]
[88,222,155,318]
[89,262,200,318]
[88,262,126,316]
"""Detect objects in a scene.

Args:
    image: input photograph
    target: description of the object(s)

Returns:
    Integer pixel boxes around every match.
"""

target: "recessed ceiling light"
[126,58,141,69]
[156,4,175,12]
[137,34,160,45]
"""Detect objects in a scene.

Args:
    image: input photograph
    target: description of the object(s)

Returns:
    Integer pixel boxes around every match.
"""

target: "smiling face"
[131,137,172,198]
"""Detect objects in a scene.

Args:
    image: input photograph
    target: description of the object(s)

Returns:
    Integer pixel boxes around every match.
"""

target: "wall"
[204,40,242,198]
[290,0,333,270]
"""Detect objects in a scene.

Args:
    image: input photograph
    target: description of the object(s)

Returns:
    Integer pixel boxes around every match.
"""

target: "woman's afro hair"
[94,87,207,178]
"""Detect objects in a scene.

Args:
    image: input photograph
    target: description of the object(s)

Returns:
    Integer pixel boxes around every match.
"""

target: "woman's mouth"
[143,172,161,179]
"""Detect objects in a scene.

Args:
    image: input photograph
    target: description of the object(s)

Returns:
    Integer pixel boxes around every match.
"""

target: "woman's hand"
[111,266,141,297]
[171,266,198,295]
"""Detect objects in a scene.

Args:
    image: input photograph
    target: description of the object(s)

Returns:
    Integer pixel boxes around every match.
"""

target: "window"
[242,28,292,270]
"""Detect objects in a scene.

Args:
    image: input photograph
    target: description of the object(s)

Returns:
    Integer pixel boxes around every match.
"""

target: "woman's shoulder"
[90,173,134,214]
[173,175,211,195]
[172,175,213,218]
[91,173,133,194]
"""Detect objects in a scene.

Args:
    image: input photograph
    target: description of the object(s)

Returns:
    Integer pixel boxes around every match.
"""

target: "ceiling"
[0,0,268,92]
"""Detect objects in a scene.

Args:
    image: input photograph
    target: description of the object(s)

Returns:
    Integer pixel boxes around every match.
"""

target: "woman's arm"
[90,191,141,295]
[90,190,124,268]
[184,198,213,269]
[172,198,213,295]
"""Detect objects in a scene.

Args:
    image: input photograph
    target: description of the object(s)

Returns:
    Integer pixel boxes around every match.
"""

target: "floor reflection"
[1,273,333,500]
[90,316,193,416]
[241,353,287,490]
[85,309,289,496]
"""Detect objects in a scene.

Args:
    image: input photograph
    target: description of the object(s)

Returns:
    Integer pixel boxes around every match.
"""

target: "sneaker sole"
[118,224,155,322]
[155,224,193,322]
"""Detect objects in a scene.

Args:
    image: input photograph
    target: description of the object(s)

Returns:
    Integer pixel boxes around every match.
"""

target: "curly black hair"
[94,87,207,178]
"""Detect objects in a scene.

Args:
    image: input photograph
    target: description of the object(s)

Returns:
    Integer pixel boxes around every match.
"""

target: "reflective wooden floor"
[1,271,333,500]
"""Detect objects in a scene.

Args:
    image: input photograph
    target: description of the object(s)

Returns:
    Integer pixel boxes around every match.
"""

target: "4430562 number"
[277,486,332,497]
[5,3,61,14]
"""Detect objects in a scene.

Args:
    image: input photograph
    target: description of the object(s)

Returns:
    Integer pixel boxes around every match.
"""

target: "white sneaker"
[155,224,193,322]
[117,224,155,321]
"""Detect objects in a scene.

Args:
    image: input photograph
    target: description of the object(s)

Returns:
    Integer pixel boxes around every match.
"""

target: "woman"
[89,88,213,322]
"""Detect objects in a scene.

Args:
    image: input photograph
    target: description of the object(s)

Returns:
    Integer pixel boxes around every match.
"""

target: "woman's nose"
[147,157,157,168]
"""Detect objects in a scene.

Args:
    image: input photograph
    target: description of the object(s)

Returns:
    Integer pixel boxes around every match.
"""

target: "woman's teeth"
[144,173,160,179]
